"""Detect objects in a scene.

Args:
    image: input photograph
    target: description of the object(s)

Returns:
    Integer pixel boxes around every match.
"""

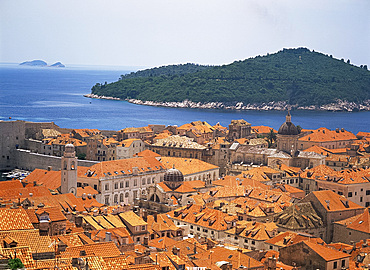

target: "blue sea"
[0,63,369,133]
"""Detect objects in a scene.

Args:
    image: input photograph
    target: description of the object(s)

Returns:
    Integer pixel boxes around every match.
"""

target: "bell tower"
[61,144,77,195]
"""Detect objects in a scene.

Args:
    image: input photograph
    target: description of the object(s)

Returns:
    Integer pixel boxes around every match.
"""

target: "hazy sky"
[1,0,369,68]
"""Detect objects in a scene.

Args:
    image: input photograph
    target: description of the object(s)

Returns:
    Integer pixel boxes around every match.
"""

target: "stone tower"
[61,144,77,195]
[276,111,299,155]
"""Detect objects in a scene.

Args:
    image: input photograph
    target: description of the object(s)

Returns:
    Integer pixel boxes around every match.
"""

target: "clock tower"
[61,144,77,195]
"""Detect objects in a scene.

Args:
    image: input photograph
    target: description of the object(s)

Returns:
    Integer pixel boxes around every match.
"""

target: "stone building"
[227,119,252,141]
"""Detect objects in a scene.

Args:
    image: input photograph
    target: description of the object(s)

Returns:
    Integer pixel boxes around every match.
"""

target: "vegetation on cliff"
[91,48,370,106]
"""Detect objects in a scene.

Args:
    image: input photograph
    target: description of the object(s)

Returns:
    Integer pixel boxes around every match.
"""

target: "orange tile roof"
[102,256,129,270]
[310,190,364,212]
[78,157,164,179]
[135,149,161,158]
[23,169,62,190]
[119,211,147,227]
[302,145,331,156]
[225,221,278,241]
[357,132,370,138]
[303,241,350,261]
[0,208,35,230]
[160,157,218,176]
[168,204,237,231]
[61,241,121,258]
[147,214,180,234]
[121,126,153,133]
[0,180,23,190]
[301,165,370,185]
[46,136,87,147]
[0,229,54,253]
[252,126,277,134]
[299,127,356,143]
[265,231,324,247]
[193,246,263,269]
[148,236,178,250]
[0,246,35,268]
[76,186,99,197]
[212,175,268,189]
[335,209,370,233]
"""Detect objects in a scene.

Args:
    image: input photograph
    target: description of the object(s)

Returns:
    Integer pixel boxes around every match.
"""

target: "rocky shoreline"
[84,94,370,112]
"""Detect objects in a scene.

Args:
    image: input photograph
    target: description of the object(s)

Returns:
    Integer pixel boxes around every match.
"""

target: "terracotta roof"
[102,256,129,270]
[252,126,277,134]
[121,126,153,133]
[300,165,370,185]
[135,149,161,158]
[0,208,35,230]
[225,221,278,241]
[25,206,67,223]
[310,190,364,212]
[193,246,263,269]
[335,209,370,233]
[0,246,35,268]
[46,136,87,147]
[265,231,324,247]
[23,169,62,190]
[0,180,23,190]
[166,238,207,257]
[147,214,180,234]
[160,157,218,176]
[78,156,164,179]
[0,229,54,253]
[357,132,370,139]
[148,236,178,250]
[303,241,350,261]
[151,135,206,149]
[168,204,237,231]
[302,145,331,155]
[61,241,121,258]
[299,127,356,143]
[119,211,147,227]
[90,227,133,244]
[213,175,268,189]
[76,186,99,197]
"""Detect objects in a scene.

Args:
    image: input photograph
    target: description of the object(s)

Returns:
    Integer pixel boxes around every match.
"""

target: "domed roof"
[164,166,184,182]
[278,111,299,135]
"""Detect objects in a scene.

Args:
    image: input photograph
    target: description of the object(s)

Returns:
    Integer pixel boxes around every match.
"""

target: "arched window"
[125,192,129,198]
[120,193,124,202]
[71,161,75,170]
[114,194,118,204]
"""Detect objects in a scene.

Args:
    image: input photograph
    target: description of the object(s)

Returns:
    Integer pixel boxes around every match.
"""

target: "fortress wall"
[15,149,97,171]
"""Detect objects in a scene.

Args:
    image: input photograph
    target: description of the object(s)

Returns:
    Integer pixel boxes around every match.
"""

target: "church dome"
[278,111,299,135]
[164,167,184,183]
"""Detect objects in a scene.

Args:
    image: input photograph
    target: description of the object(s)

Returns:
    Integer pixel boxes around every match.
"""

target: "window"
[190,225,193,229]
[234,236,238,240]
[120,193,124,202]
[114,194,118,203]
[104,196,109,205]
[126,181,129,188]
[114,183,118,189]
[341,260,345,268]
[360,197,363,202]
[147,178,151,184]
[120,182,124,188]
[366,202,370,207]
[142,178,146,185]
[105,184,109,191]
[244,239,248,243]
[251,241,255,245]
[366,190,370,195]
[348,192,353,197]
[125,192,129,198]
[134,179,137,186]
[142,226,146,231]
[333,261,337,269]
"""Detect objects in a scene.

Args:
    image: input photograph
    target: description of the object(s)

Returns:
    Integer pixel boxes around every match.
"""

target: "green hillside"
[91,48,370,106]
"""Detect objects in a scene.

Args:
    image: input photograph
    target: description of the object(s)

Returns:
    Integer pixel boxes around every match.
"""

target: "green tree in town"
[8,258,24,270]
[267,129,277,148]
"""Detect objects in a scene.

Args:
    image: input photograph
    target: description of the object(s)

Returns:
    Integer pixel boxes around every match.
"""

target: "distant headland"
[20,60,65,67]
[89,47,370,112]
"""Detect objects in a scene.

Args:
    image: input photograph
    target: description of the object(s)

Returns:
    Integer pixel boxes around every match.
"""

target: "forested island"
[89,48,370,111]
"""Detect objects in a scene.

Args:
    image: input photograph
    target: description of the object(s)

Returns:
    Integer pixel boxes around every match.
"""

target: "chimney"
[325,200,330,209]
[154,212,158,223]
[142,210,148,222]
[105,232,112,242]
[87,194,92,199]
[47,166,52,171]
[172,246,180,255]
[82,193,87,200]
